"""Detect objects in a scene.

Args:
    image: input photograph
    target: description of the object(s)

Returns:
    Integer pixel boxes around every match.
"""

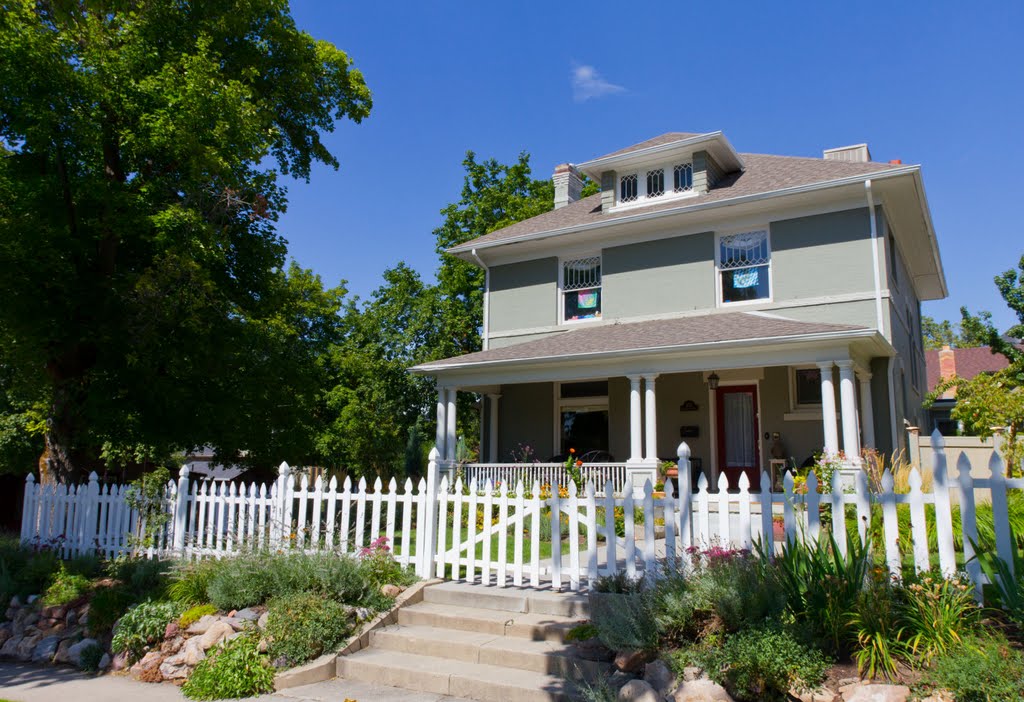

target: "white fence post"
[418,447,440,579]
[677,442,692,552]
[272,462,290,548]
[20,474,36,543]
[172,465,190,553]
[81,472,100,556]
[957,452,982,599]
[989,451,1015,580]
[930,429,957,577]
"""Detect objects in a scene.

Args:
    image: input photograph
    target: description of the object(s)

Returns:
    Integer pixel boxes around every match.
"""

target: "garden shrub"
[169,559,224,606]
[87,585,135,636]
[683,547,785,634]
[898,571,979,664]
[264,593,355,667]
[179,603,218,629]
[358,536,416,589]
[206,556,271,610]
[593,571,643,594]
[923,635,1024,702]
[42,563,91,606]
[105,556,170,601]
[182,634,275,700]
[695,627,829,702]
[590,590,658,652]
[111,600,181,663]
[565,622,600,642]
[849,578,902,680]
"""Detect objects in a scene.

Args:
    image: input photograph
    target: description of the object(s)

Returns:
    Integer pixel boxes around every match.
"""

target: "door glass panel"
[723,392,754,467]
[561,408,609,456]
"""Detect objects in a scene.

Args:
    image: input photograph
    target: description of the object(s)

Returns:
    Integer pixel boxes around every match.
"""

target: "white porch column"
[445,387,458,464]
[643,374,658,463]
[837,360,861,460]
[857,369,876,450]
[435,386,447,461]
[628,375,643,463]
[817,361,840,455]
[487,393,501,463]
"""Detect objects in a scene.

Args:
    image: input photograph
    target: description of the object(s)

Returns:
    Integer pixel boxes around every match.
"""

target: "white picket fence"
[460,462,628,494]
[18,430,1023,596]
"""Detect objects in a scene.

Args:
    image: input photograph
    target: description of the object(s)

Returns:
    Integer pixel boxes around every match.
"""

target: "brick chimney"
[553,163,583,209]
[938,345,956,399]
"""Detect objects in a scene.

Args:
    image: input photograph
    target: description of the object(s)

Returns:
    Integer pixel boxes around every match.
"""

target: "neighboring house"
[924,345,1011,435]
[412,132,945,490]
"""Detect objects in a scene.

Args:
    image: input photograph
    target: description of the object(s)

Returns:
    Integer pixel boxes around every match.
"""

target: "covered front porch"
[413,313,895,492]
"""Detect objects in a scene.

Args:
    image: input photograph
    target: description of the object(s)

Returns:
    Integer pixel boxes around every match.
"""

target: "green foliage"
[899,572,979,663]
[590,591,658,652]
[922,311,992,350]
[358,536,417,590]
[849,579,902,680]
[182,634,275,700]
[577,678,618,702]
[179,604,218,629]
[680,548,786,635]
[974,541,1024,624]
[593,571,644,594]
[78,642,105,673]
[566,623,600,642]
[42,563,91,606]
[922,635,1024,702]
[124,468,172,548]
[111,600,181,664]
[694,627,829,702]
[87,586,135,636]
[0,0,370,480]
[105,557,170,601]
[206,552,376,611]
[766,532,871,656]
[265,593,354,667]
[169,559,225,606]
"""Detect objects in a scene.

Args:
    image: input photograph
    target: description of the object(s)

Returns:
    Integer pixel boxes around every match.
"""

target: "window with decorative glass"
[562,256,602,322]
[718,230,771,303]
[673,163,693,192]
[619,174,638,202]
[646,169,664,198]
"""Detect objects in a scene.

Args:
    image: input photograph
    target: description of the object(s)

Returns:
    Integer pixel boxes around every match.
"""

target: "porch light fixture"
[707,372,720,390]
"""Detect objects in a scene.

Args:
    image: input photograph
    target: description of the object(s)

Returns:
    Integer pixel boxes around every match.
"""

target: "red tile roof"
[925,346,1011,393]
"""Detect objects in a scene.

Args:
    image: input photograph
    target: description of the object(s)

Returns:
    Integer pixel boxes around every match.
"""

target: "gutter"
[448,165,922,256]
[412,327,884,374]
[865,180,885,332]
[470,248,489,350]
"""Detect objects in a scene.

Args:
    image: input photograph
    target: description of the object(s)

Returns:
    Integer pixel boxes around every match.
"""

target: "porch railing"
[459,462,628,494]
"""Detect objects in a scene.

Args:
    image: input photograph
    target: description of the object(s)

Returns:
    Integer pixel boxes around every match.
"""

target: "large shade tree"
[0,0,371,480]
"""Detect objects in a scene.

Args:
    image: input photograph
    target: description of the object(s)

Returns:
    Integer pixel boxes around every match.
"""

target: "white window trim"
[552,382,610,456]
[609,160,698,213]
[558,253,603,326]
[714,227,774,308]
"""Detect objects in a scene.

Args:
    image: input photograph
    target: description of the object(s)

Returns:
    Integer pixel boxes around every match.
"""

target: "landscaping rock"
[644,659,677,696]
[110,651,128,671]
[198,620,234,650]
[65,610,78,628]
[670,679,734,702]
[16,633,43,661]
[131,650,164,683]
[0,625,11,646]
[27,595,39,605]
[235,608,260,622]
[618,679,660,702]
[181,637,207,666]
[615,649,649,673]
[257,612,269,629]
[159,660,190,680]
[98,653,110,670]
[31,635,61,663]
[10,595,21,608]
[221,616,246,631]
[792,686,839,702]
[54,637,75,664]
[187,614,218,635]
[164,621,179,639]
[839,683,911,702]
[682,666,703,682]
[0,635,21,657]
[380,584,405,598]
[66,637,99,666]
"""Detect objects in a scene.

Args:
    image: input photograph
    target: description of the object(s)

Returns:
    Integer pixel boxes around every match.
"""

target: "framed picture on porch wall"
[680,425,700,438]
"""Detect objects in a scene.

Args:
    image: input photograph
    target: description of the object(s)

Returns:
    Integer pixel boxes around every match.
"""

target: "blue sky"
[281,1,1023,330]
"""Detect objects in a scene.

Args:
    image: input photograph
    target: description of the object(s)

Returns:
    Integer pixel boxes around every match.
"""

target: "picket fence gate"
[18,430,1023,597]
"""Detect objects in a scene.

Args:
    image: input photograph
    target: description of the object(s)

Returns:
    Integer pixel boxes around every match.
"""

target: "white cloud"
[571,64,626,102]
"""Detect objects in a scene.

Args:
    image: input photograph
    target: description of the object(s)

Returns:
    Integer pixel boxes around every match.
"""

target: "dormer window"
[561,256,602,322]
[646,169,664,197]
[673,163,693,192]
[616,161,695,210]
[620,174,638,202]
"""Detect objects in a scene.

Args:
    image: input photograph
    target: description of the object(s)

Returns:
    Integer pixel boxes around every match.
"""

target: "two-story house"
[413,132,944,490]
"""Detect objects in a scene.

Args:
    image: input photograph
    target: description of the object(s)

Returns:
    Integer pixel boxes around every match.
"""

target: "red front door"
[716,385,761,491]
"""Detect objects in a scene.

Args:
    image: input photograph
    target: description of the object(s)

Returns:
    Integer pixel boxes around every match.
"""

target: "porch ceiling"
[412,312,892,385]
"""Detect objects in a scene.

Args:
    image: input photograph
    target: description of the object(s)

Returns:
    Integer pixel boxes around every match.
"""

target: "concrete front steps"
[336,581,608,702]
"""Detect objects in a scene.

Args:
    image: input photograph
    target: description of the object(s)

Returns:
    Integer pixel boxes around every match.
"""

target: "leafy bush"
[264,593,355,667]
[683,547,785,634]
[87,586,134,636]
[179,603,218,629]
[849,578,902,680]
[42,564,92,606]
[358,537,417,589]
[78,642,105,672]
[565,623,600,642]
[111,600,180,663]
[593,571,643,594]
[766,532,870,656]
[169,559,224,606]
[922,635,1024,702]
[695,627,829,702]
[590,591,658,652]
[206,552,377,611]
[182,634,274,700]
[105,557,170,601]
[898,571,979,663]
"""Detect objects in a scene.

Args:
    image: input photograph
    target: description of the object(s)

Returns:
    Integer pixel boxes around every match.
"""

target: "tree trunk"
[43,381,85,484]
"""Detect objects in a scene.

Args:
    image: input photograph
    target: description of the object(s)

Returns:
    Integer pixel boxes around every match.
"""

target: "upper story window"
[718,229,771,304]
[673,163,693,192]
[615,162,694,209]
[561,256,602,322]
[620,174,638,203]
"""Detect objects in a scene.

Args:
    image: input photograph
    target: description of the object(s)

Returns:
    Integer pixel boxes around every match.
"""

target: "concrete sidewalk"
[0,663,473,702]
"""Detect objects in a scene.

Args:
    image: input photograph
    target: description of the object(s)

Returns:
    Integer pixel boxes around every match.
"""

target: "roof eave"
[447,165,922,260]
[576,131,745,181]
